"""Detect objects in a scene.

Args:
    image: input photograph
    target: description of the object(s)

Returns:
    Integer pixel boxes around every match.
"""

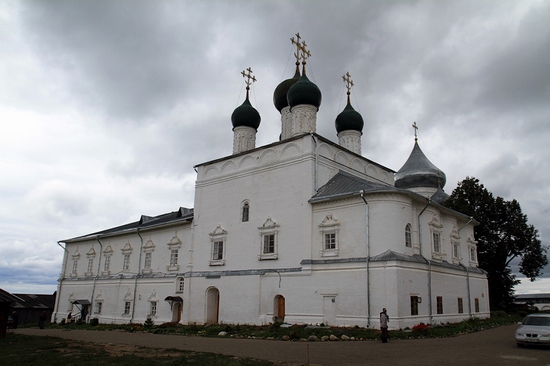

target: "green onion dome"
[335,102,364,133]
[287,74,322,110]
[273,67,301,112]
[231,97,261,131]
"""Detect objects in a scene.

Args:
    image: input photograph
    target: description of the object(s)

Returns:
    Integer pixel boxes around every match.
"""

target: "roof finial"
[241,67,257,99]
[291,33,311,75]
[342,72,354,104]
[412,121,418,142]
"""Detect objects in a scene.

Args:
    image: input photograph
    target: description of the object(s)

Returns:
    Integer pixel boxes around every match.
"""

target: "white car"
[515,313,550,347]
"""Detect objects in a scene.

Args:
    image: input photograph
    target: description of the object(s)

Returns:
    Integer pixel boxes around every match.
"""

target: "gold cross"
[412,121,418,141]
[291,33,303,64]
[241,67,257,98]
[342,72,354,103]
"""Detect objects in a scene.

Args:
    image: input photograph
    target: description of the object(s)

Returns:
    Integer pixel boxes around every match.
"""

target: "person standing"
[380,308,389,343]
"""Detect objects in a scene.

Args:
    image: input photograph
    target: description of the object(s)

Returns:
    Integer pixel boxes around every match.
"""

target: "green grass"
[42,311,524,341]
[0,334,277,366]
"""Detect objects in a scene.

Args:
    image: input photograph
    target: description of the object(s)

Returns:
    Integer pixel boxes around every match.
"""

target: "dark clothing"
[380,311,389,343]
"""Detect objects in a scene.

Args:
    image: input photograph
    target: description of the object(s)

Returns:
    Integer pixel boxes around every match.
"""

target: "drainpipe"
[458,217,474,318]
[131,229,144,323]
[54,241,68,322]
[417,199,432,323]
[310,133,318,192]
[89,236,103,321]
[359,190,371,328]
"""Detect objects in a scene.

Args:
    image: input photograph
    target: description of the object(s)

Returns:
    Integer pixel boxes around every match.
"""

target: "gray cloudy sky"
[1,0,549,295]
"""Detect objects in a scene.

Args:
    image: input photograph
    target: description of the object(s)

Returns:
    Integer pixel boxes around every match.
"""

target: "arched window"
[242,201,250,222]
[405,224,412,248]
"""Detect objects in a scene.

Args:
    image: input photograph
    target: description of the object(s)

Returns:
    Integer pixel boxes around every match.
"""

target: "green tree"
[445,177,548,310]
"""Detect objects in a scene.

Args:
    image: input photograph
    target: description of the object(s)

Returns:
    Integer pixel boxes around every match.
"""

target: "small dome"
[335,102,364,133]
[287,74,322,110]
[273,67,300,112]
[231,98,261,130]
[395,142,446,189]
[431,185,449,204]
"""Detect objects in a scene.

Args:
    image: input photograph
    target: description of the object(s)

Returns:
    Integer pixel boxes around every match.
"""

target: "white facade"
[53,132,489,330]
[53,46,489,329]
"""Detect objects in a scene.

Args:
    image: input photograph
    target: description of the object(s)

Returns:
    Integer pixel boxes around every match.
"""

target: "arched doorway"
[274,295,285,323]
[205,287,219,324]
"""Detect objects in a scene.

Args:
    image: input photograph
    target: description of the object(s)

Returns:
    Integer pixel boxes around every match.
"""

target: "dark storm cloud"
[1,0,548,293]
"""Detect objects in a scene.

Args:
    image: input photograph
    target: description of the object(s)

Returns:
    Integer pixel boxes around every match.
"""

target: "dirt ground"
[14,325,550,366]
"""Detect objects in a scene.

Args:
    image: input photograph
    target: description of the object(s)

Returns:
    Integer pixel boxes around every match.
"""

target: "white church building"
[53,36,490,330]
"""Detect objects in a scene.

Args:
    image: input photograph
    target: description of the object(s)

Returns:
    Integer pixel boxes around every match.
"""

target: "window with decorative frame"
[241,201,250,222]
[167,234,182,271]
[450,226,461,264]
[258,218,279,260]
[147,292,159,317]
[142,239,155,274]
[429,216,444,260]
[71,250,80,277]
[318,215,340,257]
[121,242,133,272]
[85,247,96,276]
[468,237,478,264]
[405,223,412,248]
[95,301,103,314]
[103,245,113,275]
[123,291,132,316]
[209,225,227,266]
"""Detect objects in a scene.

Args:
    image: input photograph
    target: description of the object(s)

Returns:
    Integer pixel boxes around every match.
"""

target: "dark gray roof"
[63,207,194,243]
[515,293,550,300]
[371,250,486,274]
[309,170,404,203]
[431,186,450,204]
[395,141,446,189]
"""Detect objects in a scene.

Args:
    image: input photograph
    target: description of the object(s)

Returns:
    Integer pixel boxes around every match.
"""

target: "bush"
[90,318,99,326]
[412,323,430,333]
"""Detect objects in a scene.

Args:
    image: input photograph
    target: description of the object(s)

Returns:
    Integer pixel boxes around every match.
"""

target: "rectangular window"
[123,254,130,271]
[213,241,224,260]
[453,243,459,258]
[242,204,249,222]
[104,257,110,272]
[170,249,178,266]
[144,252,152,269]
[324,233,336,250]
[87,258,94,274]
[433,232,441,253]
[470,247,476,262]
[95,302,102,314]
[263,234,275,254]
[150,301,157,316]
[475,298,480,313]
[72,260,78,274]
[410,296,419,316]
[177,277,185,293]
[458,298,464,314]
[124,301,131,314]
[436,296,443,314]
[405,226,412,248]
